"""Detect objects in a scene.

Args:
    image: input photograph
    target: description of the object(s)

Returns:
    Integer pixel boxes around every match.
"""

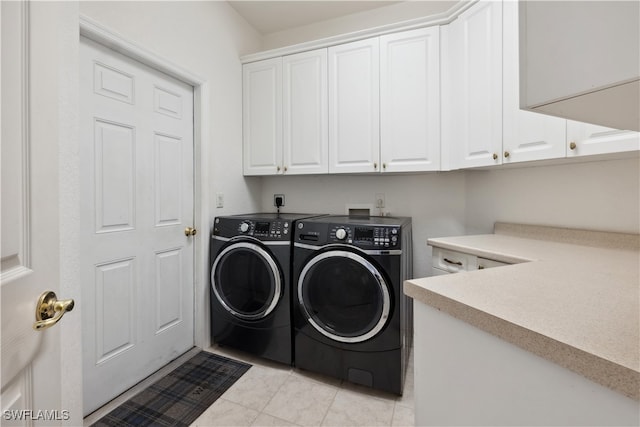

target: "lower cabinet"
[431,247,508,276]
[414,303,640,426]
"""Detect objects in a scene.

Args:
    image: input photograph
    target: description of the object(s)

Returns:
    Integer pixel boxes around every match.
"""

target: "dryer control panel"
[213,217,291,240]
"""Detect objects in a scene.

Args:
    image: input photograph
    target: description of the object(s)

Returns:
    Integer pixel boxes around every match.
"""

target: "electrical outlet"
[216,193,224,208]
[274,194,285,207]
[375,193,385,208]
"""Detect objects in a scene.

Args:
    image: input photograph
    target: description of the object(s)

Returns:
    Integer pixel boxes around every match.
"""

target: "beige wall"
[261,1,456,50]
[260,173,467,279]
[464,157,640,235]
[80,1,264,218]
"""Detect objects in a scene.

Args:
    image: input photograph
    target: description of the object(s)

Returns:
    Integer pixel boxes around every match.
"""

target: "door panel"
[328,38,380,173]
[2,2,81,424]
[283,49,328,174]
[80,37,194,415]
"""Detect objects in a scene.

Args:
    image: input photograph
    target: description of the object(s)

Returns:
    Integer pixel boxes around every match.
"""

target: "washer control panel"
[214,218,290,240]
[241,220,289,239]
[328,225,399,248]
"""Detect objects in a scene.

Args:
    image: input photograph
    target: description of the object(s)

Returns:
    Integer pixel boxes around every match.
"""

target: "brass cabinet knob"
[283,166,288,172]
[382,163,387,169]
[374,162,378,170]
[184,227,197,237]
[276,166,281,172]
[504,151,510,158]
[492,153,498,160]
[569,142,577,150]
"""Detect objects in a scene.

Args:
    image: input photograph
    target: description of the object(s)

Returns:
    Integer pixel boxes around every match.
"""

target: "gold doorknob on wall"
[33,291,74,331]
[504,151,510,158]
[569,142,577,150]
[492,153,498,160]
[185,227,197,237]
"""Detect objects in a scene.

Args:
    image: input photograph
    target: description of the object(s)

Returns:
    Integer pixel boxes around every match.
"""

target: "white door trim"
[79,14,211,349]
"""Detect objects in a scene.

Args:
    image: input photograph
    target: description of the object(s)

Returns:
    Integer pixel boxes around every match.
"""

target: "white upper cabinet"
[448,0,503,169]
[519,1,639,131]
[328,38,380,174]
[380,27,441,172]
[566,121,640,157]
[502,0,567,164]
[283,49,328,174]
[243,58,282,176]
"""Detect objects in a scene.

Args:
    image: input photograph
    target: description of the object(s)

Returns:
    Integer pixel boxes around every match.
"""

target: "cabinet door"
[449,0,503,169]
[283,49,328,174]
[566,121,640,157]
[502,0,566,164]
[380,27,440,172]
[243,58,282,175]
[329,38,380,174]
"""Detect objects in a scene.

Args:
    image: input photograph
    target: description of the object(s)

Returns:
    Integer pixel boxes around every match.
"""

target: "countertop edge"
[426,238,534,264]
[404,279,640,401]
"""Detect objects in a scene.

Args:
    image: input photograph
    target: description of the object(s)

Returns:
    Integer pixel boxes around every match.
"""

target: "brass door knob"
[184,227,197,237]
[569,142,577,150]
[33,291,75,331]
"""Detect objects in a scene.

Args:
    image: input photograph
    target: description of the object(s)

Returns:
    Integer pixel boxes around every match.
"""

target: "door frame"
[78,12,210,362]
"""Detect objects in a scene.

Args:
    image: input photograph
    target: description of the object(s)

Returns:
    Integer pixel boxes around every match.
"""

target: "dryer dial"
[335,228,347,240]
[239,222,250,233]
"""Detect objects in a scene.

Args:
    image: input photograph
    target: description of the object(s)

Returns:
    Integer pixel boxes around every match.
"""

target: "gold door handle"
[33,291,74,331]
[185,227,197,237]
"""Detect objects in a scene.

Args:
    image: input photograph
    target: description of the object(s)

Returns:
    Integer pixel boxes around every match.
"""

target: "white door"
[79,37,195,415]
[380,27,441,172]
[2,2,79,425]
[283,48,328,175]
[502,0,566,164]
[449,0,503,169]
[243,58,283,176]
[329,37,380,174]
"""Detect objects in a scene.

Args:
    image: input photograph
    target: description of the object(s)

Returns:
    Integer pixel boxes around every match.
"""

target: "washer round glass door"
[211,241,282,320]
[298,250,391,343]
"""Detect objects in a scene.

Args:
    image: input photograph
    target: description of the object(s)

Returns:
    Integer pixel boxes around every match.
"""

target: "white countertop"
[404,223,640,400]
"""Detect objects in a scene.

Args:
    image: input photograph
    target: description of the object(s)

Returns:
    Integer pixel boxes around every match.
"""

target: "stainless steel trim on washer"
[212,235,290,246]
[297,250,391,343]
[211,241,282,320]
[294,242,402,255]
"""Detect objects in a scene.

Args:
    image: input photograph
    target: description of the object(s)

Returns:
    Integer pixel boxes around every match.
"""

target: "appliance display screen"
[354,227,373,241]
[254,222,270,233]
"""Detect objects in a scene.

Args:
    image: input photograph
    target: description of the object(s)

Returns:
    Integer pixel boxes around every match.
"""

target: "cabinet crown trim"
[240,0,475,64]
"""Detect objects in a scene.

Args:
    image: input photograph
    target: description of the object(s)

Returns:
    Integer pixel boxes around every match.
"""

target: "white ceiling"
[228,1,403,34]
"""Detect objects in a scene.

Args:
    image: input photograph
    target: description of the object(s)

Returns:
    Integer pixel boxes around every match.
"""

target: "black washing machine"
[293,215,413,395]
[210,213,325,365]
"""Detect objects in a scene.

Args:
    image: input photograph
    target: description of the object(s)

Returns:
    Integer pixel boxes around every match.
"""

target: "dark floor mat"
[91,351,251,427]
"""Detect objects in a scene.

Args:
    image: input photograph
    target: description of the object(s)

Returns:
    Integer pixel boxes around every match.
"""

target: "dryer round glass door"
[211,242,282,320]
[298,250,391,343]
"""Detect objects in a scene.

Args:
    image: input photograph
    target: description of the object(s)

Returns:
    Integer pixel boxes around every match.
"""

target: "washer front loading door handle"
[297,250,391,344]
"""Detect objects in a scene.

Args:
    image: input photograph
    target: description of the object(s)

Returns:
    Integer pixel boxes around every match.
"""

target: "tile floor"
[191,344,415,427]
[84,345,415,427]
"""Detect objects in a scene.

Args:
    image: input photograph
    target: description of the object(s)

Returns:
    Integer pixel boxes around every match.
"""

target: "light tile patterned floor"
[191,345,415,427]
